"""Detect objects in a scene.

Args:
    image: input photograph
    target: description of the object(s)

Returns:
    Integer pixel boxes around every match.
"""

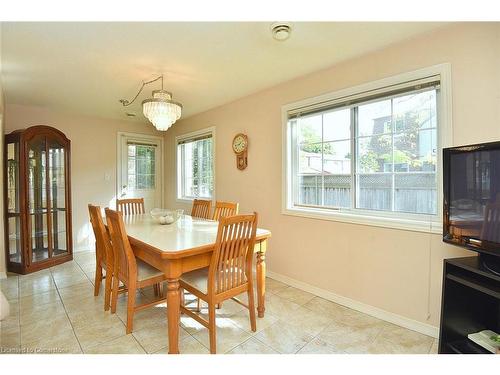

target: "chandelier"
[120,75,182,131]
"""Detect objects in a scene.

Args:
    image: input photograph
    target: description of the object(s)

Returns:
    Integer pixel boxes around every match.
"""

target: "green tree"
[300,123,333,154]
[360,110,424,172]
[359,151,379,172]
[191,139,213,197]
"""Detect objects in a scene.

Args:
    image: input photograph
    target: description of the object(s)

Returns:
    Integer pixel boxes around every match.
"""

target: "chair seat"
[181,266,248,296]
[180,268,209,294]
[137,260,164,281]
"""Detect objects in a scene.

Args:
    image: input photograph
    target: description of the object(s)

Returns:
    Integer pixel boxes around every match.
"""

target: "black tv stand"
[480,253,500,277]
[438,256,500,354]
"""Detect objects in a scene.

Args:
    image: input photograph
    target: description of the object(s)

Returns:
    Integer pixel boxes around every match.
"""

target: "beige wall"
[164,23,500,329]
[4,104,161,251]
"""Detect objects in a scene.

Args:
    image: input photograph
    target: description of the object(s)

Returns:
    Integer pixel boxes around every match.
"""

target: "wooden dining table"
[121,213,272,354]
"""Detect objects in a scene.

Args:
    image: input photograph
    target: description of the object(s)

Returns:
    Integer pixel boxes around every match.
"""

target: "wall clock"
[232,133,248,170]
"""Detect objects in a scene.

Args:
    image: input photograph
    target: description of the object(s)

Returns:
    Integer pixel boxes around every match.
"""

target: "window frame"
[116,132,164,209]
[282,64,452,234]
[175,126,216,203]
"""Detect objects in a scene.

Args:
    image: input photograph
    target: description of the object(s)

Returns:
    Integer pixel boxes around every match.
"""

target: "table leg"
[256,251,266,318]
[166,278,181,354]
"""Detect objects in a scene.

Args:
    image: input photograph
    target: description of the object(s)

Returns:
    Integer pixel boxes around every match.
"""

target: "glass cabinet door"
[4,126,72,274]
[48,139,68,257]
[27,136,49,262]
[6,141,21,264]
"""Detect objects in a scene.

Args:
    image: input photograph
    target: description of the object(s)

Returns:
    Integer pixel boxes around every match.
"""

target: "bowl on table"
[150,208,184,225]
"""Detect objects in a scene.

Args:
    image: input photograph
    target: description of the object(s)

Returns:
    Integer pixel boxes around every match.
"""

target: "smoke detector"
[271,22,292,41]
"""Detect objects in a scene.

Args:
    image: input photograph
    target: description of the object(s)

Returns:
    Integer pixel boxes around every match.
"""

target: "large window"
[284,66,451,232]
[177,128,215,200]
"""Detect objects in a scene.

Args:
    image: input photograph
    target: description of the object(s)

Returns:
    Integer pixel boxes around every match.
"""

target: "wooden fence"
[298,173,437,214]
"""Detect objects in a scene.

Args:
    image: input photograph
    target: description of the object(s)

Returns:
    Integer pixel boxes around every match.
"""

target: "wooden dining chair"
[179,213,258,354]
[116,198,145,215]
[210,201,240,310]
[212,201,239,221]
[105,208,168,334]
[88,204,114,311]
[191,199,212,219]
[481,201,500,243]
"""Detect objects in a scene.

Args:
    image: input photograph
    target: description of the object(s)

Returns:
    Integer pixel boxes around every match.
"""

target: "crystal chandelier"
[142,90,182,131]
[120,75,182,131]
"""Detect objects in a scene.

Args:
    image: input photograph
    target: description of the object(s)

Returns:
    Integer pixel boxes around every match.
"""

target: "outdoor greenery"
[360,111,434,173]
[299,113,435,172]
[128,145,155,189]
[190,138,213,197]
[299,124,333,154]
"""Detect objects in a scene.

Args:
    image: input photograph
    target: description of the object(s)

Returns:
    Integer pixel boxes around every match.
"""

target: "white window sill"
[282,206,442,234]
[176,197,214,205]
[176,198,194,204]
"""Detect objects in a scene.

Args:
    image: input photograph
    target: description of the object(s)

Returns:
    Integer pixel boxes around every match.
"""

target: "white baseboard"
[0,271,7,280]
[73,248,93,253]
[267,270,439,338]
[73,243,93,253]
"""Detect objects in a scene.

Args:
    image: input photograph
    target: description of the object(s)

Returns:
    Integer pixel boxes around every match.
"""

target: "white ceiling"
[1,22,446,122]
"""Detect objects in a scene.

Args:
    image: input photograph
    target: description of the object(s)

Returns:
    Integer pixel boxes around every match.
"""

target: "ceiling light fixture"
[271,22,292,41]
[120,75,182,131]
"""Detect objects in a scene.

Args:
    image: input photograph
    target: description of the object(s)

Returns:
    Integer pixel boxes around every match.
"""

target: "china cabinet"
[4,125,72,274]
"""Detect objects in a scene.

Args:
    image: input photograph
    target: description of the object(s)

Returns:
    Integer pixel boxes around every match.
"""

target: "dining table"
[121,213,272,354]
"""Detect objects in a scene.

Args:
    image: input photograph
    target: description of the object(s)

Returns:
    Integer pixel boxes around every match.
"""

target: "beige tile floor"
[0,250,438,354]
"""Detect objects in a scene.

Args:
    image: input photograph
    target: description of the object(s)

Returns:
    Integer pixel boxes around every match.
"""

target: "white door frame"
[116,131,165,209]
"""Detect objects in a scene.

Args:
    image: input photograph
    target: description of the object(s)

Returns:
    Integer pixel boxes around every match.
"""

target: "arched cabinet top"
[6,125,71,146]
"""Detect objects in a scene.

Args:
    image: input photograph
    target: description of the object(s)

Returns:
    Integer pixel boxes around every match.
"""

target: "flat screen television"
[443,141,500,275]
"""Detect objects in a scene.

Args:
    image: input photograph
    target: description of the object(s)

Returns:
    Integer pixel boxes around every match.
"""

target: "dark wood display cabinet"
[438,256,500,354]
[4,125,73,274]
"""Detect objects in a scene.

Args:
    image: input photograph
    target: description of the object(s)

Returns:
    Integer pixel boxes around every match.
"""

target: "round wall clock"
[232,133,248,170]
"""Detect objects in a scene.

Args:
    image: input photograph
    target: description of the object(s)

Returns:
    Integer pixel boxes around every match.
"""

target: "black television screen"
[443,141,500,258]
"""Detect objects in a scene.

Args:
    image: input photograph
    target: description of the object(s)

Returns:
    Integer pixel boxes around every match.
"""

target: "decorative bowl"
[150,208,169,218]
[150,208,183,225]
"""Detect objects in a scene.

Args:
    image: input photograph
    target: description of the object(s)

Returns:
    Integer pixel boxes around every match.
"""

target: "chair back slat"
[212,201,239,221]
[105,208,137,282]
[481,202,500,243]
[88,204,113,266]
[191,199,212,219]
[117,198,145,215]
[208,213,258,295]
